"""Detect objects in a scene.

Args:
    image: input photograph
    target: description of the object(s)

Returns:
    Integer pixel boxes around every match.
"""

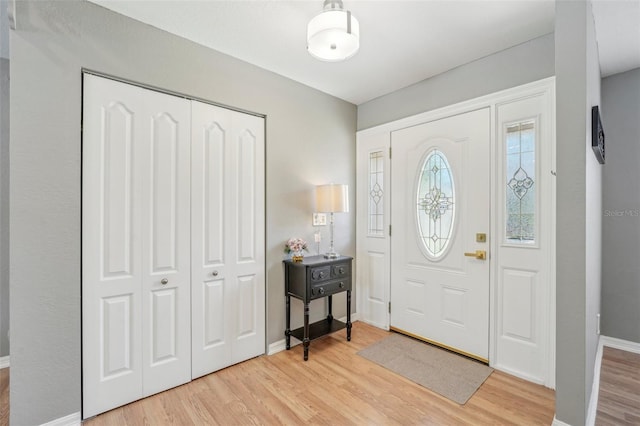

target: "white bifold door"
[190,101,265,378]
[82,74,265,418]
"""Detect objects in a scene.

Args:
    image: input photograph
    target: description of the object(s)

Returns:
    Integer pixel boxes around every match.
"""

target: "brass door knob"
[464,250,487,260]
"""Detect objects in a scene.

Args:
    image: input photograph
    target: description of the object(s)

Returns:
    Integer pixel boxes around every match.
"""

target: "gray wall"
[357,33,554,130]
[601,67,640,343]
[0,57,8,359]
[10,1,356,424]
[584,0,603,415]
[555,0,602,424]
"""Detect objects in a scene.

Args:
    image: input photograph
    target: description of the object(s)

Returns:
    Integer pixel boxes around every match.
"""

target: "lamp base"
[323,252,339,259]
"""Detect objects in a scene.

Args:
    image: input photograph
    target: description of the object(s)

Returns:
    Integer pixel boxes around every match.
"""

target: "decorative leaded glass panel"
[368,151,384,236]
[506,121,536,243]
[416,150,455,257]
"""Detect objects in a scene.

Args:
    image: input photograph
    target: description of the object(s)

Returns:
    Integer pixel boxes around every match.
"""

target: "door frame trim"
[356,77,556,388]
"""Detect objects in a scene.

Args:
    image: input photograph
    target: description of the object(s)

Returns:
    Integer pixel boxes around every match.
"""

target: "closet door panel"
[203,278,226,346]
[191,102,265,377]
[83,75,191,417]
[191,102,233,378]
[150,113,180,271]
[230,113,265,364]
[204,122,225,266]
[236,129,256,262]
[102,102,135,278]
[141,90,191,396]
[83,75,144,418]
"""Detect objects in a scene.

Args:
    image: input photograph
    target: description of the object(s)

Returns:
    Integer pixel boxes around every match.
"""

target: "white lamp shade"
[316,184,349,213]
[307,10,359,62]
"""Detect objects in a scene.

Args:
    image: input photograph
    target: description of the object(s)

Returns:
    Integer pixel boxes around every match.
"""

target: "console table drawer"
[310,278,351,299]
[310,266,331,283]
[331,262,350,279]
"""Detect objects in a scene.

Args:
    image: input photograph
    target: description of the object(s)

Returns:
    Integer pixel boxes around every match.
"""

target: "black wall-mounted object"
[592,106,605,164]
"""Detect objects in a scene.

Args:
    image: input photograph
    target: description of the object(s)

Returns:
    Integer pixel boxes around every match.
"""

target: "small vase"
[291,251,304,263]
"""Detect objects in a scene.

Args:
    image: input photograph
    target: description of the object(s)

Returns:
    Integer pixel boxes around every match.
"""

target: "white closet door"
[140,86,191,396]
[82,74,191,418]
[230,110,265,364]
[191,101,265,378]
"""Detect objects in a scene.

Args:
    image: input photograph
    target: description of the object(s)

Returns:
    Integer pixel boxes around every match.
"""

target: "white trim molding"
[0,356,9,369]
[268,339,289,355]
[586,335,603,426]
[552,416,573,426]
[40,412,81,426]
[600,335,640,354]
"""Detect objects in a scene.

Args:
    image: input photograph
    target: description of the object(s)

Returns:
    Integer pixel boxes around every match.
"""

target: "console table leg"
[327,295,334,322]
[346,290,352,341]
[285,295,291,350]
[303,302,310,361]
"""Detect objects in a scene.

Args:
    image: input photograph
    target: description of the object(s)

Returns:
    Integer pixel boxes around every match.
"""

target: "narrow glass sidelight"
[416,149,455,258]
[368,151,384,236]
[505,121,536,243]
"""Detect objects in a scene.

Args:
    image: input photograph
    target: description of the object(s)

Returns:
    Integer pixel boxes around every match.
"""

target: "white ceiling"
[88,0,639,105]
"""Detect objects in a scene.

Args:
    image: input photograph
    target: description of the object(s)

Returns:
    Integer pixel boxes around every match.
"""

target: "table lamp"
[315,183,349,258]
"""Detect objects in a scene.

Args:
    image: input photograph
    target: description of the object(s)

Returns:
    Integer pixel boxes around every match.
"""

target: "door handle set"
[160,271,219,285]
[464,250,487,260]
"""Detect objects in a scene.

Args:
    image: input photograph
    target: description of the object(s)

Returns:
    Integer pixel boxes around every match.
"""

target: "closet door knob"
[161,278,168,285]
[212,271,219,276]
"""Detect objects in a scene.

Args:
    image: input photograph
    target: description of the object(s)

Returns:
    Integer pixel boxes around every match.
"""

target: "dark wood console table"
[284,255,352,360]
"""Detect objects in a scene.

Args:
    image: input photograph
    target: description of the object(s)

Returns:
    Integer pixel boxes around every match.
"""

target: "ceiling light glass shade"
[307,9,360,62]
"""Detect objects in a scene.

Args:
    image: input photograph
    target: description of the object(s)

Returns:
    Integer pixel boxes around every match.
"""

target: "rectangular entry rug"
[357,333,493,404]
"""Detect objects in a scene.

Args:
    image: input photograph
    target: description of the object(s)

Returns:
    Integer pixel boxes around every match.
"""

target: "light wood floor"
[0,368,7,426]
[7,326,640,425]
[84,322,555,425]
[596,346,640,425]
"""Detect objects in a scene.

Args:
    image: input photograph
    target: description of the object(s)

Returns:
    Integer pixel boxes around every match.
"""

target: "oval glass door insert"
[416,149,455,258]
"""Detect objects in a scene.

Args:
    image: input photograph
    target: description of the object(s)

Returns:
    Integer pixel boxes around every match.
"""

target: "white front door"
[390,108,491,361]
[82,74,191,418]
[191,101,265,379]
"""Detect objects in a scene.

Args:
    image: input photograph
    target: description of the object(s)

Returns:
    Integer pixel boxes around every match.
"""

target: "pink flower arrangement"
[284,237,308,254]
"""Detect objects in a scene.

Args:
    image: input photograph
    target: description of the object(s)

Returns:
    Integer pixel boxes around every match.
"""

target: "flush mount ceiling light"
[307,0,360,62]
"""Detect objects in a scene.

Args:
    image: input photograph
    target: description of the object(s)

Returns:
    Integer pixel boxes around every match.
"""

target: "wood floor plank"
[596,347,640,426]
[8,322,552,425]
[0,369,8,426]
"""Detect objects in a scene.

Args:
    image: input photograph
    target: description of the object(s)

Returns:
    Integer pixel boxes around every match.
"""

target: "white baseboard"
[600,335,640,354]
[267,316,359,356]
[552,415,572,426]
[491,362,546,387]
[40,412,81,426]
[347,313,360,323]
[586,335,603,426]
[267,338,291,355]
[0,355,9,369]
